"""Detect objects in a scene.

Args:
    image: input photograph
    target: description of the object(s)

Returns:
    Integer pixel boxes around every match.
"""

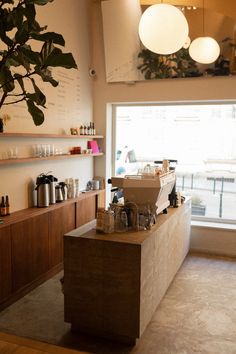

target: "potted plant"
[137,48,201,80]
[191,195,206,216]
[0,0,77,126]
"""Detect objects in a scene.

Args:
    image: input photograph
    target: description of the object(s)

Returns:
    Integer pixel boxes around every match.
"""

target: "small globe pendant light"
[189,37,220,64]
[189,0,220,64]
[138,3,189,55]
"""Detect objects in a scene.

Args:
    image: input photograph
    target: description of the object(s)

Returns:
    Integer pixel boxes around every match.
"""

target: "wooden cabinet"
[11,213,50,292]
[0,226,12,303]
[0,189,105,310]
[76,195,96,228]
[49,203,75,268]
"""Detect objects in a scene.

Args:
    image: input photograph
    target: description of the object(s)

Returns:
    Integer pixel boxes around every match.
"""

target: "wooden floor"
[0,332,87,354]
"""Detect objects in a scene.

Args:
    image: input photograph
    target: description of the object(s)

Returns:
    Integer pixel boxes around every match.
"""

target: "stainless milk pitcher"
[55,184,63,202]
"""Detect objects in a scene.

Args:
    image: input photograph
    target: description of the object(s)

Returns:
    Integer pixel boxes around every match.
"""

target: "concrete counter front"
[64,199,191,344]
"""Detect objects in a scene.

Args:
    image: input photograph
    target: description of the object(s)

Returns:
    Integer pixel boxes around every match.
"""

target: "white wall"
[0,0,95,212]
[191,224,236,256]
[91,2,236,254]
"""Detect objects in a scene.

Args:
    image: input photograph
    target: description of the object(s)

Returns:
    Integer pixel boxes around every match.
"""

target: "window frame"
[112,100,236,225]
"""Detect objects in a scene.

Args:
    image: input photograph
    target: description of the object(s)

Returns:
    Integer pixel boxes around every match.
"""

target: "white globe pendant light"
[189,0,220,64]
[189,37,220,64]
[138,3,189,55]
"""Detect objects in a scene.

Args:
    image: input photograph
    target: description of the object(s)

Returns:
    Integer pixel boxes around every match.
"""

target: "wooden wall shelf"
[0,132,103,139]
[0,153,104,166]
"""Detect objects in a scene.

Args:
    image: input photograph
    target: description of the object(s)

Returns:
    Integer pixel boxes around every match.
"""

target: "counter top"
[65,198,191,245]
[0,189,105,228]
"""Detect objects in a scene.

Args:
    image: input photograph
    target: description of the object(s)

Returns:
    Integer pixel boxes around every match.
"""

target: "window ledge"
[191,220,236,231]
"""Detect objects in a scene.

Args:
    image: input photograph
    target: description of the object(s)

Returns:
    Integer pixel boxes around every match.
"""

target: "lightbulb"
[183,36,191,49]
[189,37,220,64]
[138,4,189,55]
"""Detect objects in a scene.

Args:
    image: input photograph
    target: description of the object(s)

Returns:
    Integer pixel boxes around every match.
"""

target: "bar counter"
[64,198,191,344]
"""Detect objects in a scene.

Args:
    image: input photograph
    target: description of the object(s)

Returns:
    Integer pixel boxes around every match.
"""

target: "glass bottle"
[115,210,128,232]
[87,124,91,135]
[5,195,10,215]
[93,122,96,136]
[0,196,6,216]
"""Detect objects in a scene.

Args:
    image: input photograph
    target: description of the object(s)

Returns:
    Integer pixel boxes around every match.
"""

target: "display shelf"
[0,153,104,166]
[0,132,103,139]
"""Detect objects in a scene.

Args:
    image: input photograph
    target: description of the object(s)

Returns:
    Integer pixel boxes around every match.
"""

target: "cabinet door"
[11,213,49,292]
[49,203,75,268]
[76,195,96,227]
[0,226,12,303]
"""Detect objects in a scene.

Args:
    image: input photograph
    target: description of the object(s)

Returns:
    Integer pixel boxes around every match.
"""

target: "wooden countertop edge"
[0,189,105,228]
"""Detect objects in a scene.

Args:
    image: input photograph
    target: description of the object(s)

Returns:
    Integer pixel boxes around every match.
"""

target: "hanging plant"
[0,0,77,126]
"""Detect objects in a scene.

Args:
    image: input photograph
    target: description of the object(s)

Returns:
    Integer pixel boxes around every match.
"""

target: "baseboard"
[189,248,236,259]
[0,263,63,312]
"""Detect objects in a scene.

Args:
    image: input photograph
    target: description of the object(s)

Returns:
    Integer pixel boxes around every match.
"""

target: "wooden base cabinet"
[0,226,12,303]
[49,203,75,268]
[11,214,50,292]
[0,190,105,310]
[76,195,96,228]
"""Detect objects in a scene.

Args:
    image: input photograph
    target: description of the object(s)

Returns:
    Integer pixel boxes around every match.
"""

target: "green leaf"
[24,3,36,22]
[29,77,46,106]
[35,66,59,87]
[26,99,45,126]
[25,0,54,5]
[31,32,65,46]
[15,21,30,44]
[11,6,24,29]
[20,46,41,65]
[14,73,25,92]
[40,40,54,61]
[0,67,15,92]
[0,0,14,4]
[44,50,77,69]
[14,48,31,72]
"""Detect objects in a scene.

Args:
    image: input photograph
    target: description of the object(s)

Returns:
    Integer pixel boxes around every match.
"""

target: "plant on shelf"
[0,0,77,126]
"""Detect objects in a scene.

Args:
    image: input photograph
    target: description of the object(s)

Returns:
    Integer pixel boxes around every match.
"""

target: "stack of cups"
[66,178,80,199]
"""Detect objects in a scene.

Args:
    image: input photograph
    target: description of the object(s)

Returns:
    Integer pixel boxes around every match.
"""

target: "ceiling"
[139,0,236,20]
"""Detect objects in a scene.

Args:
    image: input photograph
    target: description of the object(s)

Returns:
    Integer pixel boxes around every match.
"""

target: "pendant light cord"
[202,0,205,36]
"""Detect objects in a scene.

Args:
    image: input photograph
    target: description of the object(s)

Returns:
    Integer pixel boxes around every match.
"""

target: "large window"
[113,103,236,222]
